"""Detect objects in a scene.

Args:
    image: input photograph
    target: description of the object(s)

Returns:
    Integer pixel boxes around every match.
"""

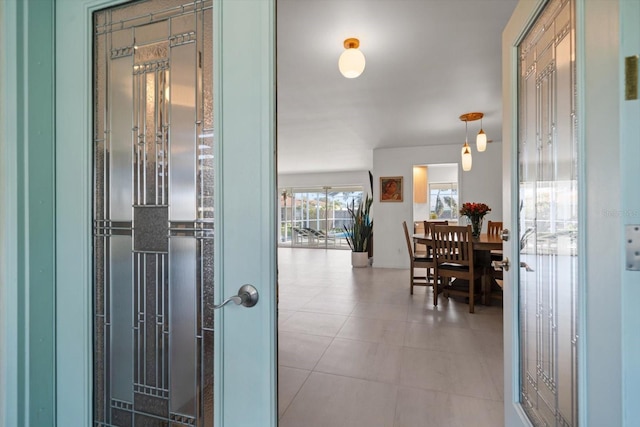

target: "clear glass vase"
[468,216,483,238]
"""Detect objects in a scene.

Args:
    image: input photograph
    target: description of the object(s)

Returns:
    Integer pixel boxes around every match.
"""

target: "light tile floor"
[278,247,504,427]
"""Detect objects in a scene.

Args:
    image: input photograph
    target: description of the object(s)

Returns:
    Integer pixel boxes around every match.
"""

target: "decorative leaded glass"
[93,1,214,425]
[518,0,578,425]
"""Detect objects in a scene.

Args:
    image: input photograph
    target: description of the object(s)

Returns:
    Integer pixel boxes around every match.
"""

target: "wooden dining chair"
[424,220,449,231]
[485,221,504,302]
[432,224,483,313]
[413,221,427,257]
[402,221,437,295]
[486,221,504,263]
[487,221,503,238]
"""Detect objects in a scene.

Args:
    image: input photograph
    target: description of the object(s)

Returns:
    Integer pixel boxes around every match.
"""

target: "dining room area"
[406,215,505,314]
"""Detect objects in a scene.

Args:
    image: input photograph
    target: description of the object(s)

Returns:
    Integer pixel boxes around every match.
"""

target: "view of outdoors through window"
[279,187,363,249]
[429,182,458,220]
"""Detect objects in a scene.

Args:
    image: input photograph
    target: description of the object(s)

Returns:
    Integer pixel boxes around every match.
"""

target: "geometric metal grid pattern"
[517,0,578,425]
[93,1,214,426]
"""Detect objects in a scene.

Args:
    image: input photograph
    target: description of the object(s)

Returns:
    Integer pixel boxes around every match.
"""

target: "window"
[429,182,458,220]
[279,187,363,249]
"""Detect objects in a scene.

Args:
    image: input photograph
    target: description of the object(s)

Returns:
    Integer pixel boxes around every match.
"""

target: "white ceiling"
[276,0,518,174]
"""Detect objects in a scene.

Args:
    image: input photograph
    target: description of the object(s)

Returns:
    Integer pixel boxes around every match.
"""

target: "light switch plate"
[625,225,640,271]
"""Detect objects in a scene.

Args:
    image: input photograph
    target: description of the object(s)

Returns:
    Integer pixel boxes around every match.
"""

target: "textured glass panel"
[135,20,169,46]
[95,30,106,222]
[111,29,133,50]
[112,408,133,426]
[169,237,196,417]
[145,71,157,204]
[203,9,213,132]
[202,329,214,424]
[95,2,213,425]
[110,56,134,221]
[110,236,134,402]
[202,238,214,329]
[169,43,197,220]
[171,13,195,36]
[556,36,573,181]
[517,0,577,425]
[134,393,168,417]
[111,0,180,28]
[135,413,169,427]
[134,41,169,65]
[134,207,168,252]
[94,313,106,421]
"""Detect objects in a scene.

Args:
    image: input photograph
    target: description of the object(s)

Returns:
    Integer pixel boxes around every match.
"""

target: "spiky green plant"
[343,194,373,252]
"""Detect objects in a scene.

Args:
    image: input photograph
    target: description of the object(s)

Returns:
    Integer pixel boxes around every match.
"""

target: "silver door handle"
[500,228,510,241]
[213,284,259,309]
[520,262,534,272]
[492,258,510,271]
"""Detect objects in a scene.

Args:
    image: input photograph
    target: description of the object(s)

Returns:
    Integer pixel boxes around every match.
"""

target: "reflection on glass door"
[517,0,578,425]
[93,0,213,425]
[279,187,362,249]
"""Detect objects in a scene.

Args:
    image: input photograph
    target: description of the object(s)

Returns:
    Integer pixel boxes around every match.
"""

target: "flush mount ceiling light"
[338,38,366,78]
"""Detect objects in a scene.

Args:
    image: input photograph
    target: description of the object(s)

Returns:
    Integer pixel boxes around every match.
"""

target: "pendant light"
[476,117,487,152]
[459,112,486,171]
[338,38,366,78]
[461,120,473,171]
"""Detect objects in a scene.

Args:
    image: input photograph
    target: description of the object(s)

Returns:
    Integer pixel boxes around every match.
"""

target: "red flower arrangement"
[460,202,491,237]
[459,202,491,218]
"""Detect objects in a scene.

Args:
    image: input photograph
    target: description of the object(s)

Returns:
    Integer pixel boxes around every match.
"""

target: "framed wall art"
[380,176,403,202]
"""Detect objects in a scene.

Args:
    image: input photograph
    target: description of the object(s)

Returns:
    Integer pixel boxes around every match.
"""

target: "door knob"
[500,229,510,241]
[492,258,510,271]
[213,284,259,309]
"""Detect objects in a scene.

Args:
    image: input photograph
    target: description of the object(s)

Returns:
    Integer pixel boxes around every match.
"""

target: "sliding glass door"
[279,187,362,249]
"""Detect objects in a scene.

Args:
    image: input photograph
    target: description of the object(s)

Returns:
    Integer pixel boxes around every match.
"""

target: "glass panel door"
[517,0,578,425]
[278,187,361,249]
[93,1,214,424]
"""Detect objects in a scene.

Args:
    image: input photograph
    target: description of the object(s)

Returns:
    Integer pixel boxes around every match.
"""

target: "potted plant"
[344,194,373,267]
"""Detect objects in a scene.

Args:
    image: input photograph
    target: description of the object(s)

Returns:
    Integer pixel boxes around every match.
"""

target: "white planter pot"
[351,251,369,268]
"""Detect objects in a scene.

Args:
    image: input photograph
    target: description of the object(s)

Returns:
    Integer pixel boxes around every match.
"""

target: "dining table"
[412,232,504,305]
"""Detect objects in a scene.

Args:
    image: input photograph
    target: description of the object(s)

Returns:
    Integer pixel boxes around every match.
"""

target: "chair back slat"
[432,225,473,266]
[487,221,503,236]
[424,220,448,233]
[402,221,414,258]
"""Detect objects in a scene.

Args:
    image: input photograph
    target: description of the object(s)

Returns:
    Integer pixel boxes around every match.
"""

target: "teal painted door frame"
[620,1,640,424]
[1,0,56,425]
[2,0,277,425]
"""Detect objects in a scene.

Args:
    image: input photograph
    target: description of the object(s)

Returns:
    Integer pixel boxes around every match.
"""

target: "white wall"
[278,170,371,194]
[425,163,458,182]
[372,143,503,268]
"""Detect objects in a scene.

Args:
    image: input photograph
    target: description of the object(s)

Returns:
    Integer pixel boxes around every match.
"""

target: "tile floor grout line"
[278,366,312,421]
[277,247,505,426]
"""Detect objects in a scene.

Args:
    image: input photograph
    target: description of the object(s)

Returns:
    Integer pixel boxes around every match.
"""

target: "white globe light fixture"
[339,38,366,78]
